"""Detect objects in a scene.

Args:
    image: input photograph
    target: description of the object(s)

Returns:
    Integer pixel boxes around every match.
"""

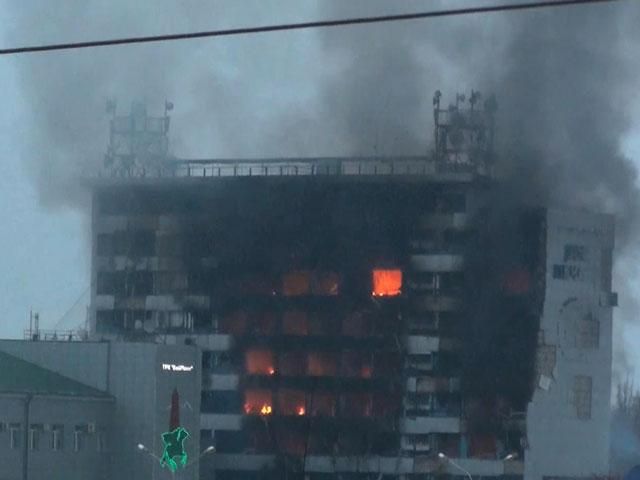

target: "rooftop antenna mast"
[104,100,174,177]
[432,89,497,175]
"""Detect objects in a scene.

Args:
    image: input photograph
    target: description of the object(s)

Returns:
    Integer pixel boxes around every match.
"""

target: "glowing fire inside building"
[372,269,403,297]
[89,95,617,480]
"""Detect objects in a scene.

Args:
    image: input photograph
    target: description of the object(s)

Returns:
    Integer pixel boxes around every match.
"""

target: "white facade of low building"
[525,208,615,480]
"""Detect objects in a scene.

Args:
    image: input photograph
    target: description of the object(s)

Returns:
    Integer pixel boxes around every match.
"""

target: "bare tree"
[611,377,640,475]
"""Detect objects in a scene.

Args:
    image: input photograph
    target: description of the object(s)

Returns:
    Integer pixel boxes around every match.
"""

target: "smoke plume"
[5,1,640,379]
[315,0,640,384]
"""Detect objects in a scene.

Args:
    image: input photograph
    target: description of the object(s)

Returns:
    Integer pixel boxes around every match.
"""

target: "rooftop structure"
[0,350,110,398]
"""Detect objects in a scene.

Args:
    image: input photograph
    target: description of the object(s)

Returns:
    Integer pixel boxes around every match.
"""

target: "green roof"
[0,350,112,398]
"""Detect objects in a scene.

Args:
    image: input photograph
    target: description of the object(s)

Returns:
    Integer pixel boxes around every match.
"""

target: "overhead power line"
[0,0,620,55]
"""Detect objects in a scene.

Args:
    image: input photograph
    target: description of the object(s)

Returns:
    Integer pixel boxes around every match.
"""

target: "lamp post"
[138,443,162,462]
[438,452,473,480]
[184,445,216,468]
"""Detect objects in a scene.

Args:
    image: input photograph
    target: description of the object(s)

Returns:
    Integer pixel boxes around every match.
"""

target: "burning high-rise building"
[86,94,615,480]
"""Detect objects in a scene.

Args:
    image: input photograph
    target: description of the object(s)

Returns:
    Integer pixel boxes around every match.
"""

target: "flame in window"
[245,349,275,375]
[372,269,402,297]
[260,404,272,415]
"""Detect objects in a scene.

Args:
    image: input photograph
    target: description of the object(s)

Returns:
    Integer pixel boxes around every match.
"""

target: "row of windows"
[97,190,467,216]
[409,230,472,255]
[97,227,472,260]
[96,270,343,297]
[201,389,402,418]
[0,424,106,452]
[96,309,403,337]
[209,427,519,461]
[241,349,401,377]
[205,350,458,379]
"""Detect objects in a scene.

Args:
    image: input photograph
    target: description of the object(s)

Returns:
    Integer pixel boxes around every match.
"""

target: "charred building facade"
[87,97,615,480]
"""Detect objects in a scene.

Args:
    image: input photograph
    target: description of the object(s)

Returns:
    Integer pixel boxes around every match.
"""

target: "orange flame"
[297,406,306,416]
[268,367,275,375]
[372,269,402,297]
[260,404,272,415]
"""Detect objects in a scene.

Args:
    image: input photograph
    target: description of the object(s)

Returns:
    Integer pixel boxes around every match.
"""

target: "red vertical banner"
[170,388,180,430]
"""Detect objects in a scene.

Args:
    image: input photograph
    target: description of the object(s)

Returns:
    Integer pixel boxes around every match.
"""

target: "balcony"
[94,295,115,309]
[144,295,210,310]
[399,416,460,434]
[411,295,461,312]
[414,457,524,476]
[403,335,458,354]
[404,335,439,354]
[406,376,460,393]
[203,373,240,391]
[410,254,464,272]
[191,334,232,350]
[418,213,470,230]
[200,413,242,431]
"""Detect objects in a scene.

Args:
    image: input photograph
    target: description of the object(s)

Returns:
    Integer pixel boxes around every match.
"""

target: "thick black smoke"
[6,1,640,377]
[317,0,640,381]
[487,3,640,384]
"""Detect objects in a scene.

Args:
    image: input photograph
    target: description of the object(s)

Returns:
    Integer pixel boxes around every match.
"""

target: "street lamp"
[137,443,162,462]
[438,452,473,480]
[179,445,216,469]
[503,452,518,461]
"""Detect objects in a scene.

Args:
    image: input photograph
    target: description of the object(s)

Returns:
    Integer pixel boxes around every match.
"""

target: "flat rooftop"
[84,156,494,187]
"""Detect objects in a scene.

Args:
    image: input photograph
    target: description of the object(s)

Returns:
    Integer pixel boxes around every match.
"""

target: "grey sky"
[2,0,640,381]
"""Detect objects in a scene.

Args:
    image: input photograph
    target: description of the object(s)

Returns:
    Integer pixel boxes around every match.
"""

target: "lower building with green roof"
[0,350,114,480]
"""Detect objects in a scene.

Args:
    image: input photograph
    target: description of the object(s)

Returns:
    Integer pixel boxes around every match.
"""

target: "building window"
[96,234,113,256]
[244,390,273,415]
[74,428,84,452]
[564,244,587,262]
[552,265,566,279]
[282,271,311,296]
[51,425,64,451]
[571,376,592,420]
[9,423,21,449]
[112,230,156,256]
[96,272,117,295]
[97,430,107,453]
[372,269,402,297]
[577,318,600,349]
[307,352,338,376]
[282,310,309,335]
[28,425,43,451]
[245,349,275,376]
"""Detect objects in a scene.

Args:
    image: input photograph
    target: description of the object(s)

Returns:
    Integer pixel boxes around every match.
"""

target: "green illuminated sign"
[160,427,190,472]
